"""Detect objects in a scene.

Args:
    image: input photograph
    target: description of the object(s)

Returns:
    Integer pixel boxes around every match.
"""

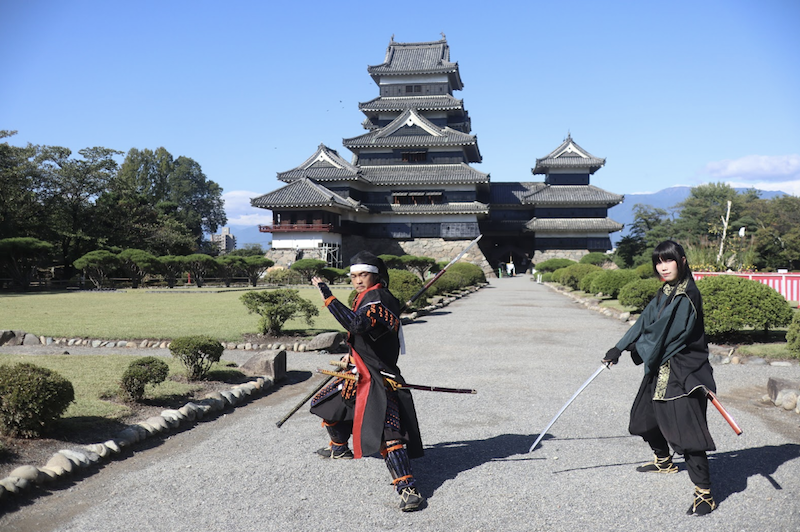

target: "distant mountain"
[608,186,787,244]
[225,225,272,250]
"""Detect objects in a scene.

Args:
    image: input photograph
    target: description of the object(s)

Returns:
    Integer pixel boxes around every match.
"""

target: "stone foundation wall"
[265,247,329,268]
[533,249,591,264]
[344,236,494,276]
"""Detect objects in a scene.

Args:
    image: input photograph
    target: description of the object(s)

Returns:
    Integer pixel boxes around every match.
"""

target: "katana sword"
[404,234,483,310]
[528,364,608,452]
[316,368,477,394]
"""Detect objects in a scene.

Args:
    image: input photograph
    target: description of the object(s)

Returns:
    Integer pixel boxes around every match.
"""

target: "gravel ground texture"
[1,275,799,532]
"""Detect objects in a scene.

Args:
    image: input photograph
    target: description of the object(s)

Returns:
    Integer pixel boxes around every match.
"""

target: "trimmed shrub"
[787,311,800,359]
[169,335,225,381]
[635,263,654,279]
[264,267,303,286]
[378,254,403,269]
[579,269,604,294]
[589,269,640,299]
[579,252,611,266]
[618,278,663,312]
[535,258,576,273]
[0,363,75,438]
[319,267,348,284]
[240,289,319,336]
[289,259,326,282]
[558,264,602,290]
[120,356,170,401]
[346,269,426,309]
[697,275,794,338]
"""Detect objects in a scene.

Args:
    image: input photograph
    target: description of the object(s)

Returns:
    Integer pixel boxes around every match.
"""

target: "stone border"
[0,374,276,502]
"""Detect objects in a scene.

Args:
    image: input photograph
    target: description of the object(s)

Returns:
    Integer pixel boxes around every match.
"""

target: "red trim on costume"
[351,348,370,459]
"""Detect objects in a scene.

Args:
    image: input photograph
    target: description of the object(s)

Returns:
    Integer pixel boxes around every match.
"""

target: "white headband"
[350,264,379,274]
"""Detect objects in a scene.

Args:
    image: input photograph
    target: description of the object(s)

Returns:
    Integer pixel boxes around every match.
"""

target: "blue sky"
[3,0,799,246]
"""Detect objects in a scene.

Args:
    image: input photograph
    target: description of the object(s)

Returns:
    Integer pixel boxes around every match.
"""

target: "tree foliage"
[169,335,224,381]
[73,250,120,289]
[240,289,319,336]
[0,237,53,289]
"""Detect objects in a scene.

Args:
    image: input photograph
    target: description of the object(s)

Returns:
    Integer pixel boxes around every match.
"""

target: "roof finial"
[390,34,395,42]
[441,32,446,40]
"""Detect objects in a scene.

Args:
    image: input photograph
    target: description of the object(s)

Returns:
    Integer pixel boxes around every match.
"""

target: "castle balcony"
[259,223,336,233]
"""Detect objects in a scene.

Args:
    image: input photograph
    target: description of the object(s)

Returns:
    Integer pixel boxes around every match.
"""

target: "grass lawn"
[0,286,352,342]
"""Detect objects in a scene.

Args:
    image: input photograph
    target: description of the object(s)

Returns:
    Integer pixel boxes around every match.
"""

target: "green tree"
[118,248,159,288]
[0,131,46,240]
[400,255,438,281]
[290,258,326,282]
[216,255,246,287]
[229,243,266,257]
[240,289,319,335]
[241,256,274,287]
[180,254,217,287]
[73,250,120,289]
[0,237,53,289]
[157,255,186,288]
[36,146,123,278]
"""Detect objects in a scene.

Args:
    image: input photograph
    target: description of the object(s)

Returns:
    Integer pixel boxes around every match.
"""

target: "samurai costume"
[310,253,424,511]
[612,274,717,515]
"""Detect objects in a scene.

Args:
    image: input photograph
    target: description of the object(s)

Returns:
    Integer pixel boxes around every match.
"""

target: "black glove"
[602,346,622,366]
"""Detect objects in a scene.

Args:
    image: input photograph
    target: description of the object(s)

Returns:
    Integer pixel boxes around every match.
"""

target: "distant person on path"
[310,251,425,512]
[602,240,717,516]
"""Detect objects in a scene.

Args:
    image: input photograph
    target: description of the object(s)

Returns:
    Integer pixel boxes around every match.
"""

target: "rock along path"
[2,276,799,531]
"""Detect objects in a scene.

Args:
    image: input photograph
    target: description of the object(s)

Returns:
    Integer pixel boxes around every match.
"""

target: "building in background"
[210,227,236,254]
[252,37,622,275]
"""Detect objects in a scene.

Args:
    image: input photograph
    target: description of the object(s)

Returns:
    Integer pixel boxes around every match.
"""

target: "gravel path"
[2,276,799,531]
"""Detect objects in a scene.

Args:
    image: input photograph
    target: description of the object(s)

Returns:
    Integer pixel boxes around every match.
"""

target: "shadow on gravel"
[414,433,538,495]
[709,443,800,504]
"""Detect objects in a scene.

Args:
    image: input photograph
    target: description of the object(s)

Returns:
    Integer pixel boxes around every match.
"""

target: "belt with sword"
[316,367,477,394]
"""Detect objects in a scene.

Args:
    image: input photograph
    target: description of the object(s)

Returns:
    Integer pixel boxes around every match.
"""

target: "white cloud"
[705,154,800,182]
[222,190,272,226]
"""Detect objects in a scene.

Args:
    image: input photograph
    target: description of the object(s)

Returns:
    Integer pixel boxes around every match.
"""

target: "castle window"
[402,151,427,163]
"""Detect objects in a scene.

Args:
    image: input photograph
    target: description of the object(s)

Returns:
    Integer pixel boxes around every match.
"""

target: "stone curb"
[0,375,275,503]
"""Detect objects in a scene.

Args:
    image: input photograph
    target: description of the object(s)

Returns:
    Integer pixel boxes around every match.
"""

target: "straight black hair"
[652,240,690,280]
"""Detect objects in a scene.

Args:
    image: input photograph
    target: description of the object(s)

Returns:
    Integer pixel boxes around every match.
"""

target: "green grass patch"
[0,287,351,342]
[0,354,233,421]
[736,342,797,360]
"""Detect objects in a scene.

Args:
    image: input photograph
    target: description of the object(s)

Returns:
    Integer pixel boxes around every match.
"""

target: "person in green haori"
[602,240,718,516]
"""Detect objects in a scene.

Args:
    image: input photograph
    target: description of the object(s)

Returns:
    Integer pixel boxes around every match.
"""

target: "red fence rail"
[693,271,800,307]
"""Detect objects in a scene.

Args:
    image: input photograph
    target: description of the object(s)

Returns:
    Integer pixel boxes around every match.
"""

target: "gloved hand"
[602,346,622,366]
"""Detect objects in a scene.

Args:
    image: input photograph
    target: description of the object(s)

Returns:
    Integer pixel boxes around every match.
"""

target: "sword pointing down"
[528,364,608,453]
[707,389,743,435]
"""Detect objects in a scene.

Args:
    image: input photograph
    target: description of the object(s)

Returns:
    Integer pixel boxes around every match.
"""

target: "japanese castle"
[252,37,623,274]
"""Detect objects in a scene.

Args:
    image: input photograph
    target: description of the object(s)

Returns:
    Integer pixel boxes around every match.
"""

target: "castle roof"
[250,178,364,212]
[276,144,363,183]
[522,185,623,206]
[368,37,463,90]
[360,163,489,186]
[365,201,489,215]
[523,218,624,232]
[358,95,464,113]
[344,109,480,161]
[533,134,606,175]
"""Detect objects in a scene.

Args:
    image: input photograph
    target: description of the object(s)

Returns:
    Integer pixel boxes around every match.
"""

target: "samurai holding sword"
[602,240,718,517]
[310,251,424,512]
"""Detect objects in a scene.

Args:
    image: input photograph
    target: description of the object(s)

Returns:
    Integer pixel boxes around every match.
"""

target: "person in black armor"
[310,251,424,512]
[603,240,718,516]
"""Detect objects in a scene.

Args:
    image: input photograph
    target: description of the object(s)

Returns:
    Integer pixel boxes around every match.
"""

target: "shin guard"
[383,441,416,492]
